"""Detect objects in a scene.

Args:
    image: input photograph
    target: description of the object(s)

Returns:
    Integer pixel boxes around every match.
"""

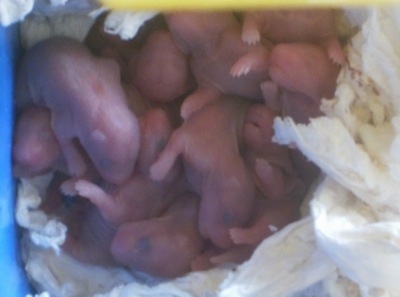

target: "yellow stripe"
[100,0,399,10]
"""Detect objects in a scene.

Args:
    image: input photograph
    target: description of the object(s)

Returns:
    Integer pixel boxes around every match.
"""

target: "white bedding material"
[30,0,100,17]
[20,14,95,48]
[93,268,229,297]
[273,7,400,296]
[0,0,100,26]
[11,3,400,297]
[24,243,135,297]
[102,10,159,40]
[312,177,400,296]
[0,0,34,26]
[16,175,67,253]
[8,0,157,48]
[218,217,336,297]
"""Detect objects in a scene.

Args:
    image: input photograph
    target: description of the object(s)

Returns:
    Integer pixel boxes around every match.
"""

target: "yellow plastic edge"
[100,0,399,10]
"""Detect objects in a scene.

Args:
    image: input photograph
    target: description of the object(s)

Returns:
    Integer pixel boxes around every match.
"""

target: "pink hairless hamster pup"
[204,198,301,267]
[165,11,271,118]
[41,173,117,266]
[229,196,301,247]
[13,106,64,178]
[267,42,340,100]
[150,96,255,249]
[15,36,140,185]
[63,170,185,226]
[136,108,180,175]
[241,9,345,64]
[129,30,194,103]
[62,204,118,266]
[242,104,305,200]
[111,191,206,278]
[262,42,340,123]
[61,108,183,225]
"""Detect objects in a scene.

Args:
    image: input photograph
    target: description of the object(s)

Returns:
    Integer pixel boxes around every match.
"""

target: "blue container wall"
[0,25,31,296]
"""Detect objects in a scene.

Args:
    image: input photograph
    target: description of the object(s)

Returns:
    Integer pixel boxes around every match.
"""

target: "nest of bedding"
[10,2,400,297]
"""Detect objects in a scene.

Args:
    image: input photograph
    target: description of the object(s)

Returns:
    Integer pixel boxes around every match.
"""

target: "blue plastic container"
[0,24,31,296]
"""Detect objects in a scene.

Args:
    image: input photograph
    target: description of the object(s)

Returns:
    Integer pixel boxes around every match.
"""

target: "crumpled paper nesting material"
[4,0,158,48]
[24,242,135,297]
[20,14,95,49]
[13,4,400,297]
[18,177,328,297]
[19,9,159,49]
[0,0,34,26]
[218,217,336,297]
[30,0,100,17]
[312,177,400,296]
[93,267,230,297]
[16,174,67,253]
[273,6,400,296]
[102,10,159,40]
[0,0,100,26]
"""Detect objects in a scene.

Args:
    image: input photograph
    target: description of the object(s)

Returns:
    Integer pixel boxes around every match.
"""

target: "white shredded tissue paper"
[0,0,34,26]
[9,2,400,297]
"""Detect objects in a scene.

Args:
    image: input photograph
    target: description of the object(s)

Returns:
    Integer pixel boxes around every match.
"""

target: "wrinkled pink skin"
[193,105,307,266]
[246,90,320,185]
[129,30,195,103]
[242,104,279,155]
[210,244,255,266]
[64,171,185,225]
[122,83,152,117]
[191,242,253,270]
[285,89,326,124]
[245,97,316,202]
[246,94,319,193]
[16,36,140,185]
[122,82,183,131]
[242,104,305,200]
[191,240,254,269]
[62,108,184,225]
[42,173,117,266]
[191,104,304,265]
[123,84,178,162]
[262,81,325,124]
[62,204,118,266]
[268,42,340,101]
[262,43,340,124]
[197,195,302,267]
[229,197,301,246]
[150,96,255,249]
[190,242,221,271]
[13,106,65,177]
[241,9,345,64]
[121,84,184,177]
[137,108,177,175]
[165,12,271,118]
[111,191,206,278]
